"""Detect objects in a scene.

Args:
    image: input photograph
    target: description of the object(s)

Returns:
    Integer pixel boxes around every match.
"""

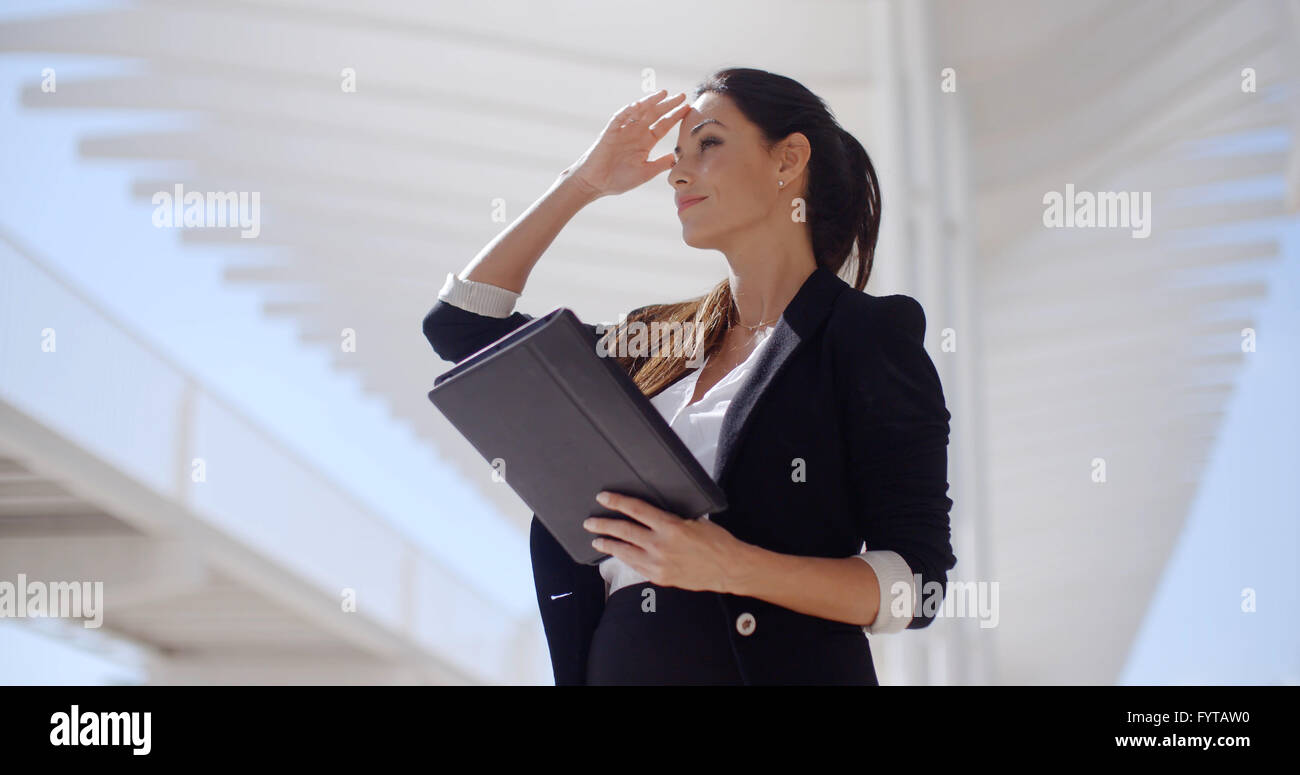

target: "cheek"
[700,160,764,217]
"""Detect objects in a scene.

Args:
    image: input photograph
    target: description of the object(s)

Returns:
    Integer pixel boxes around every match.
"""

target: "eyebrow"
[674,119,726,154]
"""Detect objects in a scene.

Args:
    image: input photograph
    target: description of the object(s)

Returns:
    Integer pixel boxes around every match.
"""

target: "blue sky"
[1120,217,1300,685]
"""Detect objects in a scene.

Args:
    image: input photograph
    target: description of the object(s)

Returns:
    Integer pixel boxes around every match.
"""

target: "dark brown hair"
[607,67,882,398]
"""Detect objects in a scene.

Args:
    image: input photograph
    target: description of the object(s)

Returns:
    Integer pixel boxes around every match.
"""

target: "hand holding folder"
[427,308,727,565]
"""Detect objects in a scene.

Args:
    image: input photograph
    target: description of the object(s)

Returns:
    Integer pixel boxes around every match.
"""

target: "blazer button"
[736,612,756,636]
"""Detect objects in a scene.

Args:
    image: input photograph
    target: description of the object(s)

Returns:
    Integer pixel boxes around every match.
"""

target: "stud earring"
[778,180,784,188]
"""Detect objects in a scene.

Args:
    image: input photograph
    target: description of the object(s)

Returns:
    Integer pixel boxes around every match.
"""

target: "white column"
[877,0,992,685]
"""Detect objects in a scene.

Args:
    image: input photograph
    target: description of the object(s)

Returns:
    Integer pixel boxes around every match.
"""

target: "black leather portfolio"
[427,307,728,565]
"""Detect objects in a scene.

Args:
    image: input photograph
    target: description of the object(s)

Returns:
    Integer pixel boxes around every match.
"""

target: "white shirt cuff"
[854,550,914,634]
[437,272,521,318]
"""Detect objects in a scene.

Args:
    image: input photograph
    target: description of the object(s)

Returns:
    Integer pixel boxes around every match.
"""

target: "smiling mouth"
[677,197,706,213]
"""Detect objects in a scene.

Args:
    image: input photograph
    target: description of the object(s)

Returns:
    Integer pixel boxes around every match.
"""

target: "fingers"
[592,535,650,571]
[636,88,668,104]
[616,90,688,131]
[635,88,676,111]
[647,151,676,176]
[597,491,671,529]
[613,90,663,122]
[611,98,645,126]
[644,90,687,124]
[648,101,691,139]
[584,515,652,546]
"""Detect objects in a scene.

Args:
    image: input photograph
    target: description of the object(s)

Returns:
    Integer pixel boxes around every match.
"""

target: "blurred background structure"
[1,0,1297,685]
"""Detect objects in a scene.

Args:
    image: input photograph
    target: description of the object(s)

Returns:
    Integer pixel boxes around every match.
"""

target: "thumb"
[648,152,676,176]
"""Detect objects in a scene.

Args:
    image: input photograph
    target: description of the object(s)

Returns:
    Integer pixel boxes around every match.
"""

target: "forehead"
[675,92,738,141]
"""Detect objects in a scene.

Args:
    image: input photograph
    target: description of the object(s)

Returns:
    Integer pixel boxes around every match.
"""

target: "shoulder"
[829,290,927,353]
[828,290,948,421]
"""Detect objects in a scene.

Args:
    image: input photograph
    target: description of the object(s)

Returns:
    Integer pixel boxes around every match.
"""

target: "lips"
[677,196,706,213]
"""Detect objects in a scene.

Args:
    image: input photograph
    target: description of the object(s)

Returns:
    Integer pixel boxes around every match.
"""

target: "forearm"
[725,542,883,628]
[457,170,601,293]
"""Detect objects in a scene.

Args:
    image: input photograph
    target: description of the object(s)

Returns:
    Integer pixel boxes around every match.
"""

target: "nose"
[669,154,691,189]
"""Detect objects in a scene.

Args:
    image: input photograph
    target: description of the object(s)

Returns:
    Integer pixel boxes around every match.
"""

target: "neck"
[722,243,817,329]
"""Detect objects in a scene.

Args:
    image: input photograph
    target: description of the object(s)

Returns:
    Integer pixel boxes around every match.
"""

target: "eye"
[673,136,722,165]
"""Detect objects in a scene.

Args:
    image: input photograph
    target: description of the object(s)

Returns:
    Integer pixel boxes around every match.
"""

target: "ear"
[775,131,812,184]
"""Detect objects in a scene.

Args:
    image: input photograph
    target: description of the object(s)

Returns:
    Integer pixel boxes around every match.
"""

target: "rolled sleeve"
[421,279,643,369]
[854,550,914,634]
[437,272,521,318]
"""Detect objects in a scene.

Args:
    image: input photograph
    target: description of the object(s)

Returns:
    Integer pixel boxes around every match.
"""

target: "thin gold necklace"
[718,318,774,358]
[729,303,780,332]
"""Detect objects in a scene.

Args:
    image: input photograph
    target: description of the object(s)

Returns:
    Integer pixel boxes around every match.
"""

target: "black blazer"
[422,264,957,685]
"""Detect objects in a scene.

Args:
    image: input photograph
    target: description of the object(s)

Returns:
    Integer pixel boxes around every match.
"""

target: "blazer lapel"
[712,264,848,488]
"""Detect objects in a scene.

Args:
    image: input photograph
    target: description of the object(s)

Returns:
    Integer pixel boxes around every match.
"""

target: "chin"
[681,234,713,250]
[679,224,718,251]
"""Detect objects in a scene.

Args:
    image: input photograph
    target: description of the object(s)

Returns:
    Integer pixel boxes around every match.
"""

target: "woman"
[423,67,957,685]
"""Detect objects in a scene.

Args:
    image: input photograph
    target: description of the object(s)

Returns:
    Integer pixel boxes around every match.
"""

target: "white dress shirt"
[436,272,917,634]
